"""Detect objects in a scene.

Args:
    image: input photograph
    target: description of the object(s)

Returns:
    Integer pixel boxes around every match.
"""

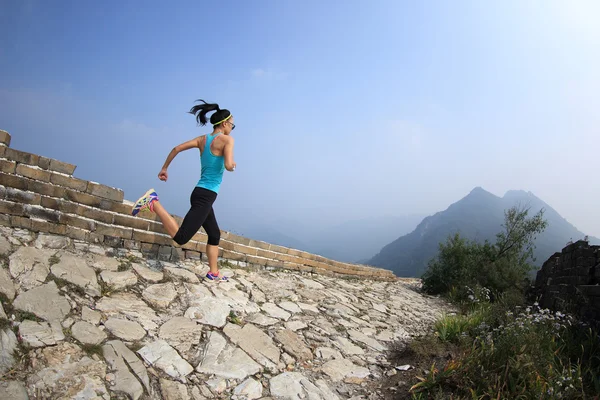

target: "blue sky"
[1,0,599,239]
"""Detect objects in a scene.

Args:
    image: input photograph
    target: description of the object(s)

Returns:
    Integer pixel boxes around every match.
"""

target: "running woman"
[131,100,236,282]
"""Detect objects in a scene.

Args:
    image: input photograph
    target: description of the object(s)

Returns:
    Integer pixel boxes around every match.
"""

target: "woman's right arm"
[158,136,202,181]
[223,136,236,171]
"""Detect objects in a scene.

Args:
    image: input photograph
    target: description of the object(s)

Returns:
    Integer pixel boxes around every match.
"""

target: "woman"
[131,99,236,282]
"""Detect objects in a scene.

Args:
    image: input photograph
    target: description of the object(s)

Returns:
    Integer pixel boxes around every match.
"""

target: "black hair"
[188,99,231,126]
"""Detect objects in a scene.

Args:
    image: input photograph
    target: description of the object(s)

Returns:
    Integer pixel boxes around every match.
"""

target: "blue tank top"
[196,133,225,193]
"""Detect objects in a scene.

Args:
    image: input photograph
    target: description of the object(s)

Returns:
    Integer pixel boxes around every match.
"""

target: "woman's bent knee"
[207,233,220,246]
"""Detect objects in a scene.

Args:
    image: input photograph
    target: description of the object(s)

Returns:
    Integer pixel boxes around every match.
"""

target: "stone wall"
[534,239,600,321]
[0,129,395,280]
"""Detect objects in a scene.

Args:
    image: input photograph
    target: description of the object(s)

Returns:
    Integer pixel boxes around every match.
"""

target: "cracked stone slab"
[321,358,370,383]
[86,254,121,271]
[160,378,190,400]
[260,302,291,321]
[233,378,263,399]
[103,340,150,400]
[82,306,101,325]
[270,372,340,400]
[164,266,199,283]
[348,329,387,352]
[0,328,18,374]
[0,380,28,400]
[223,323,280,369]
[71,321,107,345]
[95,293,161,330]
[278,301,302,314]
[50,252,101,296]
[273,329,313,361]
[196,331,261,380]
[0,302,6,319]
[137,339,193,379]
[158,316,202,355]
[28,342,108,399]
[9,247,54,291]
[19,320,65,347]
[143,282,178,308]
[132,263,163,282]
[0,267,16,301]
[246,313,279,327]
[104,318,146,342]
[100,270,138,290]
[184,297,230,328]
[34,233,70,249]
[285,320,308,331]
[13,281,71,322]
[332,337,365,356]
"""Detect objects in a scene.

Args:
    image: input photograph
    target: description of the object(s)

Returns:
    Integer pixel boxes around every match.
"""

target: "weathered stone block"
[0,160,16,174]
[24,205,60,223]
[195,242,207,253]
[95,223,133,240]
[30,219,67,235]
[0,146,4,157]
[191,232,209,243]
[147,220,169,235]
[269,244,287,254]
[99,199,133,216]
[0,213,10,226]
[63,188,104,207]
[41,196,82,214]
[219,239,234,251]
[86,232,105,244]
[0,172,28,190]
[5,188,41,205]
[123,239,141,250]
[171,247,184,261]
[65,226,89,241]
[38,156,51,170]
[10,215,31,229]
[141,243,160,258]
[246,255,268,266]
[48,159,76,175]
[113,214,150,231]
[0,130,11,146]
[104,236,123,248]
[266,259,284,269]
[233,243,257,256]
[86,182,124,202]
[0,185,5,199]
[80,207,114,224]
[4,148,39,165]
[15,164,51,182]
[184,250,201,260]
[249,239,270,250]
[59,214,96,231]
[227,233,251,246]
[50,173,88,191]
[222,250,246,262]
[158,246,173,261]
[0,199,25,215]
[132,230,173,246]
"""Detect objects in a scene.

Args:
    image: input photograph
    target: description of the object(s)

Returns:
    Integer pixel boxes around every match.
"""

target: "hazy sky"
[1,0,599,238]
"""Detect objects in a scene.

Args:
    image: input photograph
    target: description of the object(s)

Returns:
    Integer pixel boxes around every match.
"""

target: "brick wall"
[534,239,600,321]
[0,129,396,280]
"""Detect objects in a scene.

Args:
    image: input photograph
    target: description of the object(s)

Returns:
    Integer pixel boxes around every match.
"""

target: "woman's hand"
[158,168,168,181]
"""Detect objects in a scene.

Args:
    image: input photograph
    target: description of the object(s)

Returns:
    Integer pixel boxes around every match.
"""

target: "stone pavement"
[0,227,450,399]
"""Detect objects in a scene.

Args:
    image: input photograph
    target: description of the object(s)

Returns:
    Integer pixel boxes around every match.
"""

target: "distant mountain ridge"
[367,187,600,277]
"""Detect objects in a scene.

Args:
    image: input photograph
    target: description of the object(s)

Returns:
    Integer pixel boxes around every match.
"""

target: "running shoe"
[131,188,159,216]
[205,271,229,282]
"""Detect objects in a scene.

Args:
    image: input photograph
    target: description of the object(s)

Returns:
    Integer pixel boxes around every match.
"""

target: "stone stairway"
[0,226,450,399]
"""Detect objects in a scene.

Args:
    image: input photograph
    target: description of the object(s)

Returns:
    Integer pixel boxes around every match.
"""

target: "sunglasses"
[227,121,236,130]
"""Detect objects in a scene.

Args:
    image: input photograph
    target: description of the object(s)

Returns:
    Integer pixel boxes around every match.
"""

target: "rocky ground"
[0,227,452,399]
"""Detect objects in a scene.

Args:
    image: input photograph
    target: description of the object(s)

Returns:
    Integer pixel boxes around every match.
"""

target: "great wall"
[1,127,598,399]
[0,128,451,399]
[0,129,395,281]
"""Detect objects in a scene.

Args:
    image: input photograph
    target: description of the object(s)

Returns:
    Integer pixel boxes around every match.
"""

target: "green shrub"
[422,205,547,300]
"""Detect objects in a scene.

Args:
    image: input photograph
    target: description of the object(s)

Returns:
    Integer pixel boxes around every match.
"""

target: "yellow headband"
[213,114,232,126]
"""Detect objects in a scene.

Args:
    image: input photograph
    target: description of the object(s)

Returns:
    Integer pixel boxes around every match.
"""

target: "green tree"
[421,205,547,300]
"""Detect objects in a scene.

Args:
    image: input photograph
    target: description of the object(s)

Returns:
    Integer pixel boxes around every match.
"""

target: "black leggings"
[173,187,220,246]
